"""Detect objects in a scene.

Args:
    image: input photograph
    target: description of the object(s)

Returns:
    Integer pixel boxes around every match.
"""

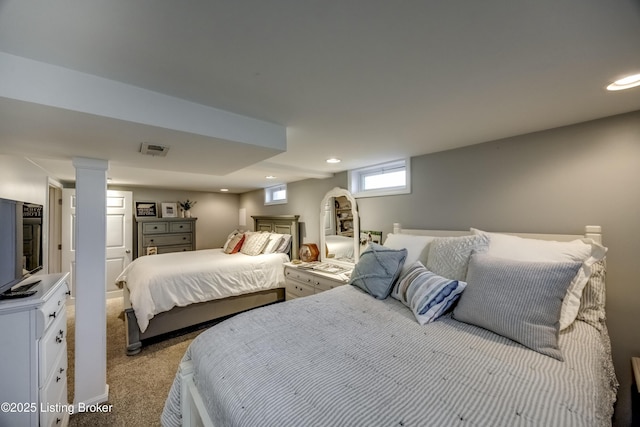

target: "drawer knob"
[55,336,63,344]
[59,329,64,337]
[59,367,65,374]
[153,226,158,229]
[56,418,61,424]
[56,376,61,382]
[65,290,71,296]
[49,312,56,319]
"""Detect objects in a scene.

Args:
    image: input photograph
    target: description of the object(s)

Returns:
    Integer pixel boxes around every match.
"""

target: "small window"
[265,184,287,205]
[348,159,410,198]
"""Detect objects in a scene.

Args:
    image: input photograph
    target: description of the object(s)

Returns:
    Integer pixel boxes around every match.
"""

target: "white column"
[72,157,109,406]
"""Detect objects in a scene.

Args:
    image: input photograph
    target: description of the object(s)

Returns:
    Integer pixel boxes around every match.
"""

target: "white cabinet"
[0,273,70,427]
[284,263,350,300]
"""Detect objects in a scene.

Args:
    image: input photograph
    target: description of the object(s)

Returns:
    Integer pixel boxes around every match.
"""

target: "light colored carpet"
[66,297,207,426]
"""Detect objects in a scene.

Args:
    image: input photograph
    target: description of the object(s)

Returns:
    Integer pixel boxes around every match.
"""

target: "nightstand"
[284,262,351,300]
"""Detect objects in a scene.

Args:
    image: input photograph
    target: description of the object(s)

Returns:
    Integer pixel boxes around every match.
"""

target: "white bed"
[161,224,618,426]
[118,249,289,333]
[119,215,299,355]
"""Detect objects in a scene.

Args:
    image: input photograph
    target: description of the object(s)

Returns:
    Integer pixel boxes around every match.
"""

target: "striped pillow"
[453,253,582,360]
[392,261,466,325]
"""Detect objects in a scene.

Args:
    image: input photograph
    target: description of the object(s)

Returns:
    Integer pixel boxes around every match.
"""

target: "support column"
[72,157,109,407]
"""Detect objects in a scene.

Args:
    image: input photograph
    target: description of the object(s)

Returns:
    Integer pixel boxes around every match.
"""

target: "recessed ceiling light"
[606,73,640,91]
[220,188,229,192]
[326,158,341,164]
[266,175,276,179]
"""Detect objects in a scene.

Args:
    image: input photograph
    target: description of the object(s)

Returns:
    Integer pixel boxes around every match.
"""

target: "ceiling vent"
[140,142,170,157]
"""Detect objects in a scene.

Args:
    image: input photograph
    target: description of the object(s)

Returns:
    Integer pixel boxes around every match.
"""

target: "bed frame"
[174,223,603,427]
[123,215,300,356]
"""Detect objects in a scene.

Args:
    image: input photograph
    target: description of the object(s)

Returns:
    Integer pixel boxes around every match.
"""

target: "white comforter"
[116,249,288,333]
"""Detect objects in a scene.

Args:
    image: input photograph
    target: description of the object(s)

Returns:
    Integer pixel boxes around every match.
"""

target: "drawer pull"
[56,375,61,382]
[59,329,64,337]
[153,226,158,229]
[55,336,63,344]
[59,367,65,374]
[65,290,71,296]
[56,418,61,424]
[49,312,56,319]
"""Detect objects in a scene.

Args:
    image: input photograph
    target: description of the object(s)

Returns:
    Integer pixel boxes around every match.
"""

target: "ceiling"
[1,0,639,193]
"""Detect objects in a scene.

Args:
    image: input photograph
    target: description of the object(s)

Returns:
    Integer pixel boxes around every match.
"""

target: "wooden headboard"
[252,215,301,260]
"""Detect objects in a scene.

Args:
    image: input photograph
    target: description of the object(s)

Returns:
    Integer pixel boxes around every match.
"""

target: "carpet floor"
[66,297,207,426]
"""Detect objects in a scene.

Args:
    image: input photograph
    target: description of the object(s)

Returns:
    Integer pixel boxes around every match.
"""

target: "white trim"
[348,158,411,198]
[264,184,288,206]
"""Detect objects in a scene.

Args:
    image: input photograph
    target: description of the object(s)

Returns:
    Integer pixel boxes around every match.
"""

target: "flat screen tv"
[0,198,44,295]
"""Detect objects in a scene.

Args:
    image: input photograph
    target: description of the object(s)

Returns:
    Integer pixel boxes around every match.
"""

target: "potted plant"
[179,199,197,218]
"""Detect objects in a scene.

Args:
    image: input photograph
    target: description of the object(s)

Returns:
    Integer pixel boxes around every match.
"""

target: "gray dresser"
[134,217,197,259]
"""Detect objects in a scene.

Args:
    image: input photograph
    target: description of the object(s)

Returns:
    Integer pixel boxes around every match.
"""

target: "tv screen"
[0,198,44,295]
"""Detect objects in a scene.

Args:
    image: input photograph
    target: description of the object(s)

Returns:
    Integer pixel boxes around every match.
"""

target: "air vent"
[140,142,170,157]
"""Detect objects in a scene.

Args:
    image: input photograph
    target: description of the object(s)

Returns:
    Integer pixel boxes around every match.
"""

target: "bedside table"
[284,262,351,300]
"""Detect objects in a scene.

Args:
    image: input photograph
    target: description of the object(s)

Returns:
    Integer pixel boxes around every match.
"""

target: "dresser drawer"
[286,280,315,298]
[143,233,192,247]
[40,281,69,332]
[39,309,67,385]
[285,267,319,286]
[40,347,68,427]
[157,244,194,254]
[315,280,346,293]
[170,221,192,233]
[142,222,169,234]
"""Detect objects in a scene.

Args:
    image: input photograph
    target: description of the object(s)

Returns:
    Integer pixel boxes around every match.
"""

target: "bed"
[118,215,300,355]
[325,234,355,259]
[162,224,618,426]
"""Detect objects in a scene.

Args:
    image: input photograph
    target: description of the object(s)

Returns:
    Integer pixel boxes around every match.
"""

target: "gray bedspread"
[162,285,617,427]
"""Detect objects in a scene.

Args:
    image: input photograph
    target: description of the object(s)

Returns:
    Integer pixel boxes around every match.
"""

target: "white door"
[61,189,132,297]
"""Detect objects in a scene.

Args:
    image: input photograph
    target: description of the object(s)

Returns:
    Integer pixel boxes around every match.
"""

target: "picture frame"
[135,201,157,218]
[161,202,178,218]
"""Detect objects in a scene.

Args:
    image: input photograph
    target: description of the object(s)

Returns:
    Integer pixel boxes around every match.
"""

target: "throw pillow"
[392,261,466,325]
[453,253,582,360]
[426,234,489,281]
[349,243,407,299]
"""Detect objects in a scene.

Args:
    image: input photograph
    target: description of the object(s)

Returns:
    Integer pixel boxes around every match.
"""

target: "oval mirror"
[320,187,359,267]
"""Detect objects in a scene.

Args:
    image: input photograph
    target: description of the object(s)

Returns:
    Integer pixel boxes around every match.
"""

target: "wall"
[0,155,48,205]
[239,173,345,244]
[109,186,240,249]
[241,110,640,426]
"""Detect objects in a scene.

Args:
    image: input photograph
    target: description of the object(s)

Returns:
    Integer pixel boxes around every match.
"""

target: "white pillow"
[471,228,607,330]
[263,233,284,254]
[240,232,271,256]
[222,229,241,251]
[383,233,435,275]
[275,234,292,254]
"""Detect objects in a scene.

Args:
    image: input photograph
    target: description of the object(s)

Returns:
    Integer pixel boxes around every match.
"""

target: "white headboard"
[392,223,603,244]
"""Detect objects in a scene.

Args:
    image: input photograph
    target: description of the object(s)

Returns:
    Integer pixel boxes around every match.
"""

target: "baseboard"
[73,384,109,412]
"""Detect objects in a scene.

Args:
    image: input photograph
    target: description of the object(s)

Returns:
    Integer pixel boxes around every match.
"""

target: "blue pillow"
[392,261,467,325]
[349,243,407,299]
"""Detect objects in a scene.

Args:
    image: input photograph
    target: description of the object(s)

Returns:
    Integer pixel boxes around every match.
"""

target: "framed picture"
[135,201,157,218]
[360,230,382,251]
[161,202,178,218]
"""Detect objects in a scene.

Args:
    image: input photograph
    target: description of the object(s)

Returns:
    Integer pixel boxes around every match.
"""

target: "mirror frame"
[320,187,359,267]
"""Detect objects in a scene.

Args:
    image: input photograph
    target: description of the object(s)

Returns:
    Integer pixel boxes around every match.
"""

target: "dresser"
[0,272,70,427]
[134,217,197,259]
[284,263,351,299]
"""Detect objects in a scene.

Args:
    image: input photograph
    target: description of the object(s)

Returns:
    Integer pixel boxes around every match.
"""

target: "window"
[264,184,287,205]
[348,159,410,198]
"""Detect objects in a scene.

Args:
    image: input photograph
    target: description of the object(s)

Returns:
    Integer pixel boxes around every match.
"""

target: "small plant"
[179,199,197,211]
